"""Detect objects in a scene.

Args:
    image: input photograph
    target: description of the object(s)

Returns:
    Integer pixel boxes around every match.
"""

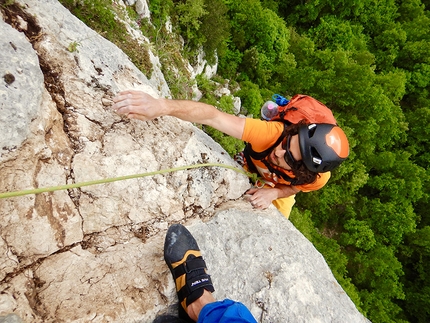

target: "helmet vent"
[310,147,322,164]
[313,157,322,165]
[308,125,317,138]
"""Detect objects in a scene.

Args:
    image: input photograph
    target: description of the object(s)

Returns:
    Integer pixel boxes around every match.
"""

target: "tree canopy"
[174,1,430,321]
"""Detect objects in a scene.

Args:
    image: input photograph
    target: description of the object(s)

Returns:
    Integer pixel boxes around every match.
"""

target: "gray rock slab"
[0,19,43,156]
[188,203,369,323]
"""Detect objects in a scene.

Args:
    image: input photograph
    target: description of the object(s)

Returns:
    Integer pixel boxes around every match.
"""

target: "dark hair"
[282,121,319,185]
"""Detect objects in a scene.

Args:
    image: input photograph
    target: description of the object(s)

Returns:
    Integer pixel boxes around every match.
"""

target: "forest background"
[55,0,430,322]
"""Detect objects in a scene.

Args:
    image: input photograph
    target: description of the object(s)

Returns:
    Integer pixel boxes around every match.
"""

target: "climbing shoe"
[164,224,215,314]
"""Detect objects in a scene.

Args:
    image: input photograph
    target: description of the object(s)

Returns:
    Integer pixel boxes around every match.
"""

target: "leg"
[197,299,257,323]
[272,194,296,219]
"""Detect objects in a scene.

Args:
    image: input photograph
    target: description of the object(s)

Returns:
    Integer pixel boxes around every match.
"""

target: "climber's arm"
[112,90,245,139]
[274,183,301,198]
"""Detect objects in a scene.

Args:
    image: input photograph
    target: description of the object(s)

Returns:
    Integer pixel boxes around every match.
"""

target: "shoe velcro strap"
[172,256,207,278]
[177,273,214,303]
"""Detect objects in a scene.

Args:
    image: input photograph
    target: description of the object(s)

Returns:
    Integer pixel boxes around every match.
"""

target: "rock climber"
[112,90,349,218]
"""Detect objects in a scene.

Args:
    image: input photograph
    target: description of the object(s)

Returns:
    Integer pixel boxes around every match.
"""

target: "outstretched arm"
[112,90,246,139]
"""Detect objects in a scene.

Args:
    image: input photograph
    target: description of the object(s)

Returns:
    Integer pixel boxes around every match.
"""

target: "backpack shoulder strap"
[261,159,299,185]
[244,123,288,160]
[243,123,301,185]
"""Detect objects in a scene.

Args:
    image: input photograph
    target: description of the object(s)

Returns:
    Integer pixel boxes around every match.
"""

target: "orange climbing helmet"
[298,123,349,173]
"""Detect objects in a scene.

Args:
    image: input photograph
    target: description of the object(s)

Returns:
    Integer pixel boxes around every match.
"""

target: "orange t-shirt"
[241,118,330,192]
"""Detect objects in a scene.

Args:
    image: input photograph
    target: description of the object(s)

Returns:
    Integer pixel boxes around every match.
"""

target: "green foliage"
[199,0,230,64]
[264,1,429,322]
[168,0,230,65]
[307,16,368,51]
[162,68,195,100]
[340,219,376,251]
[400,226,430,322]
[352,245,406,321]
[405,107,430,168]
[219,0,292,88]
[147,0,174,28]
[235,81,264,117]
[67,41,80,53]
[196,74,217,96]
[174,0,207,43]
[374,70,407,103]
[145,0,201,99]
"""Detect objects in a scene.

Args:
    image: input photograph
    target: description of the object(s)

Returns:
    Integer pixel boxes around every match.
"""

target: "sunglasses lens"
[283,136,297,166]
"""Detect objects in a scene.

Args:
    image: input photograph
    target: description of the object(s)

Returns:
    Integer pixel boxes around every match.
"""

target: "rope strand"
[0,163,256,199]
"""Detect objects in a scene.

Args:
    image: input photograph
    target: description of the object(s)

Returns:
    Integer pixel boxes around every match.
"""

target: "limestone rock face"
[189,205,369,323]
[0,1,369,322]
[0,17,43,154]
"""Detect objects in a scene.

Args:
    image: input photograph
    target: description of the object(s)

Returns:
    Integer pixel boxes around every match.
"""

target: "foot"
[164,224,215,317]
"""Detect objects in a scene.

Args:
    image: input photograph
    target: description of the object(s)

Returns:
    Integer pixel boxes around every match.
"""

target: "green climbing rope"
[0,163,256,199]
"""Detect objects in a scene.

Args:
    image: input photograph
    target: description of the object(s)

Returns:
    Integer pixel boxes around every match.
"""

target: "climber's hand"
[112,90,164,121]
[246,187,279,210]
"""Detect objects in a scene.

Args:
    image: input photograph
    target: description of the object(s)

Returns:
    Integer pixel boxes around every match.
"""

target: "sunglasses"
[282,135,299,166]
